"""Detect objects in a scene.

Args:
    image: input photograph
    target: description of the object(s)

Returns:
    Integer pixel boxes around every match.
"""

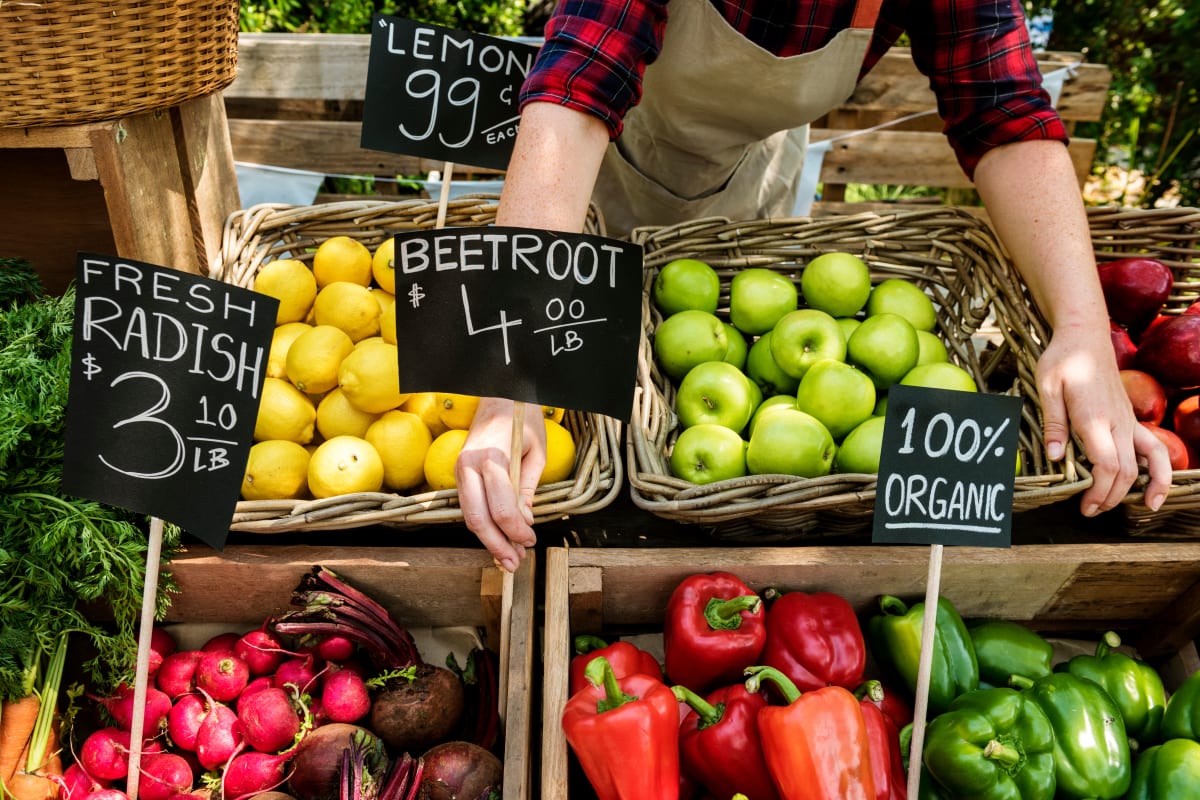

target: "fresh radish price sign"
[391,227,643,420]
[361,15,539,171]
[872,384,1023,547]
[62,254,278,550]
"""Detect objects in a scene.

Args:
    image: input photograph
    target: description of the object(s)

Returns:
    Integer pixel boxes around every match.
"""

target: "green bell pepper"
[900,723,952,800]
[1016,672,1132,799]
[868,594,979,716]
[1161,667,1200,741]
[1057,630,1165,747]
[1123,738,1200,799]
[922,687,1056,800]
[968,619,1054,688]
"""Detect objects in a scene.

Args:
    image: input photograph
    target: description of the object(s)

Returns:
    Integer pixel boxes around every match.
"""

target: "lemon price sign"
[361,15,539,171]
[391,227,643,421]
[62,254,278,550]
[872,384,1023,547]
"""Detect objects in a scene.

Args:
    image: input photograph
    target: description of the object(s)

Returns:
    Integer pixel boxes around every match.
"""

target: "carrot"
[0,696,41,788]
[6,770,56,800]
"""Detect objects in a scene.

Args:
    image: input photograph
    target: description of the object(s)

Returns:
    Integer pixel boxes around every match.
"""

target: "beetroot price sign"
[62,255,277,550]
[391,227,642,420]
[361,16,539,171]
[872,384,1023,547]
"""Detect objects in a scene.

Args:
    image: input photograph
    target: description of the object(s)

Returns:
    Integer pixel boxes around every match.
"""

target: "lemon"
[312,235,373,288]
[317,387,381,440]
[254,258,318,324]
[541,418,577,484]
[424,428,469,491]
[542,405,566,424]
[312,281,381,342]
[241,439,311,500]
[338,341,410,413]
[371,238,397,294]
[374,289,397,345]
[267,321,313,379]
[366,410,434,492]
[401,392,450,438]
[308,435,385,498]
[255,377,317,444]
[285,324,355,395]
[355,334,391,351]
[437,393,481,430]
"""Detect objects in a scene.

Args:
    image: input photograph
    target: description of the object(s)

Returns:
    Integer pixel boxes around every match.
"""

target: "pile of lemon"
[241,235,577,502]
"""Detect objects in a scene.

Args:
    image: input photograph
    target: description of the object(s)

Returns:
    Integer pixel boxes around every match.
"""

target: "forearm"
[495,101,611,232]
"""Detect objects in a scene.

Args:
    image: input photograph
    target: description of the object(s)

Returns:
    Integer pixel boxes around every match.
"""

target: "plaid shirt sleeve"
[519,0,669,138]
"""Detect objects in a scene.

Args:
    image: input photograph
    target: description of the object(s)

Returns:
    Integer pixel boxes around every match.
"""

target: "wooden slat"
[174,93,243,275]
[228,118,450,175]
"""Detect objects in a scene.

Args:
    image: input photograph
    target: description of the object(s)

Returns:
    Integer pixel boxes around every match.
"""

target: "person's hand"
[455,397,545,571]
[1035,325,1172,516]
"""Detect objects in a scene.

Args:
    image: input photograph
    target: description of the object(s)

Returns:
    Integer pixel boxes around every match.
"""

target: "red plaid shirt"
[520,0,1067,176]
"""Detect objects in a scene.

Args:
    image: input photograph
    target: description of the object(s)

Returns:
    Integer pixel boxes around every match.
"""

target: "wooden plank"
[0,123,105,149]
[174,93,243,276]
[541,548,572,800]
[228,33,372,101]
[503,553,537,800]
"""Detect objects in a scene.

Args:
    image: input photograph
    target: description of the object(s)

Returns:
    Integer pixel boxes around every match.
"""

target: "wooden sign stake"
[435,161,454,229]
[905,542,944,798]
[123,516,164,800]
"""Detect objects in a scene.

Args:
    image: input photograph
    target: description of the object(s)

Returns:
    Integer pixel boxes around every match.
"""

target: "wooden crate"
[161,544,537,800]
[540,544,1200,799]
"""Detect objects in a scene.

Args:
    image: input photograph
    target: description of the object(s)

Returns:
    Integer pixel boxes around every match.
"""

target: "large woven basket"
[213,196,623,533]
[1083,206,1200,536]
[1,0,239,128]
[627,208,1092,541]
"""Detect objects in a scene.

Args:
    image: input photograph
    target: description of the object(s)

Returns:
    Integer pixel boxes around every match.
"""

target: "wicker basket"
[1,0,239,128]
[213,196,623,533]
[627,208,1092,541]
[1084,206,1200,536]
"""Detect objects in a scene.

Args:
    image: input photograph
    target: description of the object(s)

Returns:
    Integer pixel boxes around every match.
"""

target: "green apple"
[729,268,798,335]
[900,361,978,393]
[916,330,950,365]
[675,360,759,432]
[722,322,749,371]
[846,312,920,390]
[874,395,888,416]
[745,331,800,396]
[770,308,847,380]
[834,415,887,474]
[653,258,722,317]
[748,394,798,437]
[801,251,872,317]
[653,309,729,382]
[794,358,876,439]
[670,423,748,484]
[836,317,862,343]
[746,407,835,478]
[866,278,938,332]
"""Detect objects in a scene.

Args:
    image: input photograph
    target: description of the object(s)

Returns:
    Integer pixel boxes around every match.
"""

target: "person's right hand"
[455,397,545,571]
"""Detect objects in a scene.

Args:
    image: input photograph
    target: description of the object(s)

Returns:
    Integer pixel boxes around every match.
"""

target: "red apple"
[1096,257,1173,330]
[1173,394,1200,454]
[1137,314,1173,345]
[1136,315,1200,389]
[1121,369,1168,424]
[1141,422,1191,471]
[1109,320,1138,369]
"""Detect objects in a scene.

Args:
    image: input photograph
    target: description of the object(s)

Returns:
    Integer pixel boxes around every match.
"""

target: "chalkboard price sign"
[361,15,540,171]
[872,384,1023,547]
[62,255,278,550]
[391,227,643,420]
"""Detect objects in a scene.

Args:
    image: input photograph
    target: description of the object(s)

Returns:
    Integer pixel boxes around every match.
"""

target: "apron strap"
[850,0,885,30]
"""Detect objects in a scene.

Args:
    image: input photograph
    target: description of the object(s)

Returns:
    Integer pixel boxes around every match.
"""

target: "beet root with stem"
[369,664,466,755]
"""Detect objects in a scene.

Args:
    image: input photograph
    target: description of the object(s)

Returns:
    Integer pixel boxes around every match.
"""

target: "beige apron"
[592,0,884,238]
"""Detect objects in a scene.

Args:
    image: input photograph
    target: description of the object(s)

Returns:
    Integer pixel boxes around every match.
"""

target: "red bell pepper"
[857,680,908,800]
[663,571,766,693]
[569,635,663,696]
[673,683,781,800]
[562,656,680,800]
[746,665,877,800]
[857,678,915,730]
[760,590,866,691]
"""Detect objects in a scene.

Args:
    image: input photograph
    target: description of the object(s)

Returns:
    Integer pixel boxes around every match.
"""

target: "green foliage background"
[239,0,525,36]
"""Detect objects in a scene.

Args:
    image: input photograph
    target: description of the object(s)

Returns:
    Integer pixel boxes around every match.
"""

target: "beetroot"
[287,723,380,800]
[157,651,204,699]
[79,728,132,782]
[369,664,465,755]
[238,687,303,753]
[97,684,172,735]
[195,700,244,771]
[319,669,370,724]
[166,693,207,752]
[235,628,288,676]
[417,742,502,800]
[195,651,250,703]
[222,750,295,800]
[137,753,194,800]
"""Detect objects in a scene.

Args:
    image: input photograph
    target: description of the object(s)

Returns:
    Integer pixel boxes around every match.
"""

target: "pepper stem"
[1096,630,1122,658]
[704,595,761,631]
[744,665,801,704]
[584,657,636,713]
[854,679,885,704]
[671,685,725,729]
[879,595,909,617]
[573,634,609,656]
[983,739,1021,768]
[1008,674,1035,690]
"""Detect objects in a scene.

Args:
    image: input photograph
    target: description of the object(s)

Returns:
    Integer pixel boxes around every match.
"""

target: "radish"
[237,676,275,712]
[222,750,295,800]
[58,763,108,800]
[274,654,321,695]
[235,628,288,676]
[96,684,172,735]
[195,699,244,771]
[195,650,250,703]
[141,627,178,678]
[157,651,203,699]
[79,727,132,782]
[202,631,243,652]
[319,670,369,724]
[166,693,207,752]
[315,636,356,664]
[238,687,303,753]
[84,790,129,800]
[137,752,194,800]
